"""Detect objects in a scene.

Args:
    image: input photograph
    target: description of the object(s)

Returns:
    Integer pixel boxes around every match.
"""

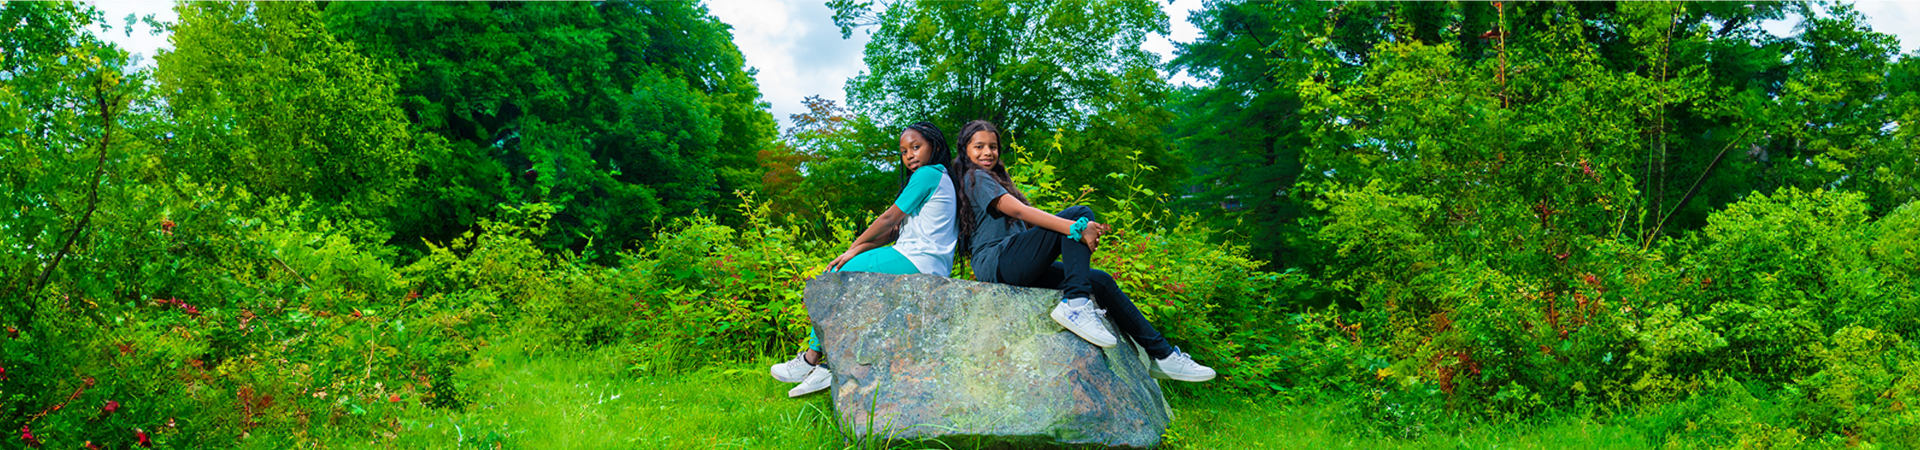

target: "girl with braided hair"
[951,120,1215,382]
[770,122,962,397]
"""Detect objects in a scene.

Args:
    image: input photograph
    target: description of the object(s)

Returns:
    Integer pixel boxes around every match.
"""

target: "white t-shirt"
[892,165,958,275]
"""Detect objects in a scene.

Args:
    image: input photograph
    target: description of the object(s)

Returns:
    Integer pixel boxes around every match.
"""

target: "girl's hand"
[827,249,861,272]
[1080,221,1110,252]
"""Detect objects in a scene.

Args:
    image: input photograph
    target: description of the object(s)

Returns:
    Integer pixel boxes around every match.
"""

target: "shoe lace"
[1073,308,1108,325]
[1165,351,1194,367]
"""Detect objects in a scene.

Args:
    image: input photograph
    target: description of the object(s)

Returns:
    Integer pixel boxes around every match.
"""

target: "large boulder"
[803,272,1171,448]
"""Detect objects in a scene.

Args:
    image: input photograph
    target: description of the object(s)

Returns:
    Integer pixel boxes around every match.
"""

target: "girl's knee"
[1089,268,1117,285]
[1063,205,1097,221]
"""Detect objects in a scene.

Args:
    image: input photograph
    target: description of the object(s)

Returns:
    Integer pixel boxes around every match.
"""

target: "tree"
[322,1,776,255]
[1166,1,1332,269]
[0,1,158,303]
[155,1,427,224]
[1760,3,1915,215]
[1271,0,1918,412]
[760,96,899,234]
[832,0,1183,202]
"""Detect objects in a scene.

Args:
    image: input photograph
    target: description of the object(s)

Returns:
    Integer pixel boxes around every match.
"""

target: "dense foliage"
[2,0,1917,448]
[830,0,1186,204]
[322,1,777,257]
[1162,1,1920,445]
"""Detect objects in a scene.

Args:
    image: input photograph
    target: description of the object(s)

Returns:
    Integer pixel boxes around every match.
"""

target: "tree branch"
[33,76,120,294]
[1645,126,1752,249]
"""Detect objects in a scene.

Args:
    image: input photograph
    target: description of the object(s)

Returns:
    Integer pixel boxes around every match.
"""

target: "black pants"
[995,205,1174,360]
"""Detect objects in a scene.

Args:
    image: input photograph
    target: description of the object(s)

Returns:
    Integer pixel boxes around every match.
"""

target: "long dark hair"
[950,120,1029,257]
[904,121,952,169]
[898,121,955,197]
[896,122,965,231]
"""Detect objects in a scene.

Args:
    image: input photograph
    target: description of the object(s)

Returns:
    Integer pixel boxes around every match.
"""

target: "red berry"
[389,394,401,403]
[104,400,120,414]
[1,366,7,381]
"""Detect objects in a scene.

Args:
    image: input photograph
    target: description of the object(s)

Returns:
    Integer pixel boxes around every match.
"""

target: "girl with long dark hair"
[950,120,1214,382]
[770,122,962,397]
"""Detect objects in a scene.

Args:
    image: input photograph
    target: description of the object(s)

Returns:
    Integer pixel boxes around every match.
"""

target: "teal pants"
[808,246,920,352]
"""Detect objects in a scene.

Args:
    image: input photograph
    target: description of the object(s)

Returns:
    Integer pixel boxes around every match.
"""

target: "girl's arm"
[989,195,1111,252]
[827,205,908,271]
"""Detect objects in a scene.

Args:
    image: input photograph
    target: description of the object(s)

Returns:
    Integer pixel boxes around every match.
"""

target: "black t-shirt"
[964,170,1028,282]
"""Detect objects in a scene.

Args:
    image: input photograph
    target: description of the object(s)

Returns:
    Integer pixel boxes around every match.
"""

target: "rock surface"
[804,272,1171,448]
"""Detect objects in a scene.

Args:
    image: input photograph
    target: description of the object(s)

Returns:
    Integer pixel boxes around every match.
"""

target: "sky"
[85,0,1920,132]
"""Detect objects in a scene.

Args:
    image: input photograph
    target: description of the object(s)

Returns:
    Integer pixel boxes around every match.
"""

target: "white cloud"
[82,0,177,69]
[1144,0,1206,87]
[1761,1,1919,56]
[1853,1,1920,55]
[705,0,871,131]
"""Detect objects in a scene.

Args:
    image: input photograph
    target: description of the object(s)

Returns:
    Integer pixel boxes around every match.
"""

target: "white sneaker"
[770,351,817,383]
[787,366,832,398]
[1151,347,1216,382]
[1051,299,1117,348]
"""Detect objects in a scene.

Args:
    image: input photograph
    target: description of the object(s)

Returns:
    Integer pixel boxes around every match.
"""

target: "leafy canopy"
[832,0,1184,201]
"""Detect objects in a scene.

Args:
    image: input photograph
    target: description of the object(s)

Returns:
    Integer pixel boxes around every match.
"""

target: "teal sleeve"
[893,166,944,215]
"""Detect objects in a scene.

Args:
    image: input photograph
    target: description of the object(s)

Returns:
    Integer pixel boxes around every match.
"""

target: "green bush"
[1301,181,1920,440]
[601,193,845,374]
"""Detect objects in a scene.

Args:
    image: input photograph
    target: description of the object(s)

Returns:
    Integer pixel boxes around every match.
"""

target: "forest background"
[2,1,1918,448]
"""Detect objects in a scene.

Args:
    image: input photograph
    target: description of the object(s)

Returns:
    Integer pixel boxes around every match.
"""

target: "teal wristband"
[1067,217,1090,240]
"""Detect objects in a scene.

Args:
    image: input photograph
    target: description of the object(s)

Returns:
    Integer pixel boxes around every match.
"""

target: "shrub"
[1302,174,1920,441]
[606,192,844,374]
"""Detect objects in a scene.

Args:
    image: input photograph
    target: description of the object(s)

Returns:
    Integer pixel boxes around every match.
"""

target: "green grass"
[379,345,844,449]
[351,345,1666,449]
[1161,393,1652,449]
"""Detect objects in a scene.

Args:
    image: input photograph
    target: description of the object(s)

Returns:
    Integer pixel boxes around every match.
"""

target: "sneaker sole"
[791,382,829,398]
[1051,306,1117,348]
[771,366,806,383]
[788,380,830,398]
[1151,369,1216,382]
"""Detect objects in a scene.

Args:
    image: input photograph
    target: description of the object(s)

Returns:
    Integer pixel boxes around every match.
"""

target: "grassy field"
[334,340,1679,450]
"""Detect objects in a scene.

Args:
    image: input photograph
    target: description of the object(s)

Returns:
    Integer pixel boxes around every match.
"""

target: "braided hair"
[950,120,1028,258]
[904,121,951,168]
[897,122,959,219]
